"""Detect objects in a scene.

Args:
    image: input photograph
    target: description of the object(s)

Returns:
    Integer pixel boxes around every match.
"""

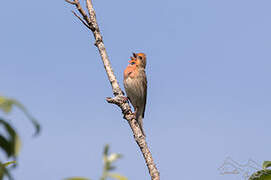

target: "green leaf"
[107,173,128,180]
[64,177,91,180]
[263,161,271,170]
[108,165,116,171]
[249,169,271,180]
[0,96,40,136]
[0,161,14,180]
[10,98,40,136]
[0,135,12,157]
[108,153,122,163]
[0,96,12,113]
[14,135,21,156]
[103,144,109,156]
[0,119,20,157]
[2,161,16,167]
[104,161,111,171]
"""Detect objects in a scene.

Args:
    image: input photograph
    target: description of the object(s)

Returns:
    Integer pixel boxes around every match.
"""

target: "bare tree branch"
[65,0,77,5]
[65,0,94,30]
[71,11,91,30]
[65,1,160,180]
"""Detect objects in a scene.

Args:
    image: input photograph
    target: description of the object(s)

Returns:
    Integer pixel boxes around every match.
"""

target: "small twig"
[65,0,92,29]
[65,0,77,5]
[71,11,91,30]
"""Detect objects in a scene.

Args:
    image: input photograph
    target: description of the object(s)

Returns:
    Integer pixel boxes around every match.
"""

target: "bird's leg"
[133,107,137,117]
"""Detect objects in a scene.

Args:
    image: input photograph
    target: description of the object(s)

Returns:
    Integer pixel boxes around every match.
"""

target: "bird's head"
[128,52,146,68]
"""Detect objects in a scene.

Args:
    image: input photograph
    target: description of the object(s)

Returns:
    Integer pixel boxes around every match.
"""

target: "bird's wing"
[142,71,147,118]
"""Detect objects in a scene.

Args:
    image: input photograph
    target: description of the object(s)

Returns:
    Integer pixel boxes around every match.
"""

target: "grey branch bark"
[65,0,160,179]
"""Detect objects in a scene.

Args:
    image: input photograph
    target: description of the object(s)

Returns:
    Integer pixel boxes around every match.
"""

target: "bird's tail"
[136,113,145,136]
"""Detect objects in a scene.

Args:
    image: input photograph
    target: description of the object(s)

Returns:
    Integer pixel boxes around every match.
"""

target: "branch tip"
[106,97,113,102]
[65,0,77,5]
[71,11,92,30]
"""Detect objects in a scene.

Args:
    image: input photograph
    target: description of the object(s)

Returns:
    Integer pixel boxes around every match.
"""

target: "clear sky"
[1,0,271,180]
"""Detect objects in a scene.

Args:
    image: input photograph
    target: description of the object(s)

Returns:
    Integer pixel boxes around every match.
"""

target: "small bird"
[123,52,147,136]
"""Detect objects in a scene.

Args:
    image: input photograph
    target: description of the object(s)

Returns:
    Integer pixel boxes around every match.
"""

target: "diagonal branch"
[65,0,95,31]
[65,0,160,180]
[71,11,91,30]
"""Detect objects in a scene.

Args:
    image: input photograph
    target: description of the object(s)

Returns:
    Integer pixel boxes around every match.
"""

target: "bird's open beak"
[129,59,136,64]
[133,52,137,58]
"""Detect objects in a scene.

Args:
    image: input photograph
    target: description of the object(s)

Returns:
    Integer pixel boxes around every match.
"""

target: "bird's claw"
[119,96,129,103]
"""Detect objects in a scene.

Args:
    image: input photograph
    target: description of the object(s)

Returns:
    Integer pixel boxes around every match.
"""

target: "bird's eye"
[138,56,142,60]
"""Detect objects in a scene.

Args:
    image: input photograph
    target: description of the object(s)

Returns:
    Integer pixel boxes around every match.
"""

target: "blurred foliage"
[65,145,128,180]
[249,161,271,180]
[65,178,90,180]
[0,95,40,180]
[101,144,127,180]
[263,162,271,170]
[0,96,40,135]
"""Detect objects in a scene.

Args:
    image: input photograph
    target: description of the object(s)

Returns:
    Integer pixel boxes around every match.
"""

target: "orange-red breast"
[123,52,147,136]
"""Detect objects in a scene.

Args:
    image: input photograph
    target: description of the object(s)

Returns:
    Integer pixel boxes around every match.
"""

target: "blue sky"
[1,0,271,179]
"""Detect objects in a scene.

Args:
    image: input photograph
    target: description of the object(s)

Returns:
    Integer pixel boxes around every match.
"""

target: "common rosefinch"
[123,52,147,136]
